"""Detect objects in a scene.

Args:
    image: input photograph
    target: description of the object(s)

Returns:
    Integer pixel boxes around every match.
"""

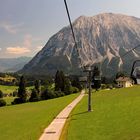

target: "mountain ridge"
[20,13,140,76]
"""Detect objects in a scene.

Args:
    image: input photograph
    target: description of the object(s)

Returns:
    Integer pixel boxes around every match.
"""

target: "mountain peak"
[73,13,140,27]
[20,13,140,76]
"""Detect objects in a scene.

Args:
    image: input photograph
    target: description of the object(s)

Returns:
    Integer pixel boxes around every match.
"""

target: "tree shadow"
[71,111,88,117]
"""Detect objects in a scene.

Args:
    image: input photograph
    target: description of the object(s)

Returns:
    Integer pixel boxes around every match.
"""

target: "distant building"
[116,77,134,88]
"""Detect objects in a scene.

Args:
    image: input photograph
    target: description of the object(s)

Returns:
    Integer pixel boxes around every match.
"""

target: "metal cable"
[122,44,140,58]
[64,0,84,70]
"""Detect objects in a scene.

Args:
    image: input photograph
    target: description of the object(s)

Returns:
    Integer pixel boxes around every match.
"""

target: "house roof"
[116,77,132,82]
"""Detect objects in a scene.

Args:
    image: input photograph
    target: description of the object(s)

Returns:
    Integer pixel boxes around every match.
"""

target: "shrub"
[55,70,65,91]
[54,91,65,97]
[0,99,6,107]
[41,88,57,100]
[13,91,18,97]
[29,89,40,102]
[29,97,40,102]
[106,84,113,89]
[71,87,79,93]
[71,77,83,90]
[101,84,107,89]
[9,93,13,97]
[17,76,27,102]
[34,80,41,94]
[64,78,71,95]
[12,98,26,105]
[0,90,3,98]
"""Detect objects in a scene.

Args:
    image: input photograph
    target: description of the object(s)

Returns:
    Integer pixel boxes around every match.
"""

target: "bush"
[71,77,83,90]
[0,99,6,107]
[12,98,27,105]
[13,91,18,97]
[64,86,77,95]
[29,89,40,102]
[9,93,13,97]
[54,91,65,97]
[0,90,3,98]
[101,84,107,89]
[29,97,40,102]
[101,84,114,90]
[41,88,57,100]
[64,78,71,95]
[71,87,79,93]
[17,76,27,101]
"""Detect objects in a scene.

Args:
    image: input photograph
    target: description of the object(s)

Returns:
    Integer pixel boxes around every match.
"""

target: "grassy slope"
[0,94,78,140]
[0,85,33,94]
[65,86,140,140]
[4,97,16,105]
[0,85,18,94]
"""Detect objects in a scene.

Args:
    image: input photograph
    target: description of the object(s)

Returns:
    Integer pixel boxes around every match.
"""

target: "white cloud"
[6,47,30,54]
[23,34,32,48]
[5,34,43,56]
[36,46,43,51]
[22,35,44,53]
[0,22,24,34]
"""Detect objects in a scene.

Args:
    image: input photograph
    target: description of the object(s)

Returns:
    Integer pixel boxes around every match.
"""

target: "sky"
[0,0,140,58]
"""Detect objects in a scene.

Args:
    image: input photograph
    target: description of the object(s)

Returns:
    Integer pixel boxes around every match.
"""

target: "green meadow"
[0,94,78,140]
[62,86,140,140]
[0,85,34,94]
[0,85,18,94]
[4,97,16,105]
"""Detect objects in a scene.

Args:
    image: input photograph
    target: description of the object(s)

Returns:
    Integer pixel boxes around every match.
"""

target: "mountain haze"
[0,57,31,72]
[20,13,140,76]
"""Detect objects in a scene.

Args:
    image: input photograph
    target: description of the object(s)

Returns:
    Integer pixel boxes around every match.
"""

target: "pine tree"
[18,76,27,102]
[29,80,40,102]
[0,90,6,107]
[64,78,71,95]
[71,77,82,90]
[92,66,101,91]
[55,70,65,91]
[59,71,65,91]
[29,89,40,102]
[92,66,100,78]
[34,80,41,94]
[0,90,3,98]
[55,70,60,91]
[55,70,73,95]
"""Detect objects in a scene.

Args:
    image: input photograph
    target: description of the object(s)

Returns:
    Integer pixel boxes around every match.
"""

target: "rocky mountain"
[20,13,140,77]
[0,57,32,72]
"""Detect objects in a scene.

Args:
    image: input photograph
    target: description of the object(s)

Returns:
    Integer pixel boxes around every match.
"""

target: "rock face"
[20,13,140,77]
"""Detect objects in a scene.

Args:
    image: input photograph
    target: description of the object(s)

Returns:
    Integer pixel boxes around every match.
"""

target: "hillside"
[0,94,78,140]
[62,86,140,140]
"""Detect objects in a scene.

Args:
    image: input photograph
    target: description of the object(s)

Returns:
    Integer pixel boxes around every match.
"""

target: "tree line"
[0,70,82,106]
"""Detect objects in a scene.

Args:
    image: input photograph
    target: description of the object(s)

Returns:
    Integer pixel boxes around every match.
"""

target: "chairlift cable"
[64,0,84,71]
[122,44,140,58]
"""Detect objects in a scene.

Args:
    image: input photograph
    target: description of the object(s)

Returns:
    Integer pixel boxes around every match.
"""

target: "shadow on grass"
[71,111,88,116]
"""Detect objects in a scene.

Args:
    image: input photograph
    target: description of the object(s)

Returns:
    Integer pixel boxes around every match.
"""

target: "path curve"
[39,90,85,140]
